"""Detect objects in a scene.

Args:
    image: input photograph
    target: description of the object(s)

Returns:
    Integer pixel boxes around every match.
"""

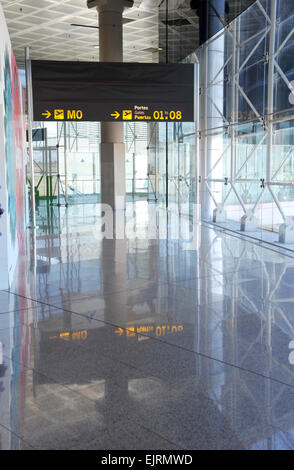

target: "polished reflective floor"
[1,200,294,449]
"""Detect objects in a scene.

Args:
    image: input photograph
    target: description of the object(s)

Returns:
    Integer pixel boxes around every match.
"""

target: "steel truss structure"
[147,120,196,210]
[197,0,294,242]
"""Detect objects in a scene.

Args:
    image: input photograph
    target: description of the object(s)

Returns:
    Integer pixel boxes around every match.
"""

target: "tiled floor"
[1,200,294,449]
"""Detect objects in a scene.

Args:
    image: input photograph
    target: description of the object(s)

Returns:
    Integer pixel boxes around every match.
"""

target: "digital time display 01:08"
[153,110,183,120]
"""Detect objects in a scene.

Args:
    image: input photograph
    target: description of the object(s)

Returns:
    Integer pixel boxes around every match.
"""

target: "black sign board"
[31,61,195,122]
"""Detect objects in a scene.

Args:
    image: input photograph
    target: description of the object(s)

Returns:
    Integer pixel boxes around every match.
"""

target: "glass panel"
[196,0,294,244]
[125,122,148,197]
[58,122,100,204]
[32,121,100,205]
[157,123,167,206]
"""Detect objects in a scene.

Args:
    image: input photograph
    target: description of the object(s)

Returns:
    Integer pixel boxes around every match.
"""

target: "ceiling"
[1,0,257,69]
[158,0,257,63]
[1,0,160,68]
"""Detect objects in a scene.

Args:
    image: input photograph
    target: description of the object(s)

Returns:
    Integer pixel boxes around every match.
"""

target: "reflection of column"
[207,34,225,222]
[104,375,129,427]
[101,237,127,324]
[198,1,225,222]
[88,0,134,211]
[92,57,127,312]
[199,44,208,219]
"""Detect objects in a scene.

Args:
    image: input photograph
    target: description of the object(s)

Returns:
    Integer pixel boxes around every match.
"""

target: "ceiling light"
[144,47,163,52]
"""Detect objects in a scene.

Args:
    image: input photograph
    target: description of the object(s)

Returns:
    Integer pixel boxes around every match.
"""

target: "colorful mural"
[0,5,28,449]
[3,49,25,250]
[1,3,26,291]
[4,48,16,248]
[11,51,25,248]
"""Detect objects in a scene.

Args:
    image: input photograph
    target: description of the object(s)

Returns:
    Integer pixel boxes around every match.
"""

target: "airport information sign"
[31,61,195,122]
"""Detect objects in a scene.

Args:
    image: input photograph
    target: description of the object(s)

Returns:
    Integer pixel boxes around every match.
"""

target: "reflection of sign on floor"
[49,330,87,341]
[114,325,184,339]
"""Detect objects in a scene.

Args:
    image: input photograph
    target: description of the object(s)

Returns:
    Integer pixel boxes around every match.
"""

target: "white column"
[88,0,134,211]
[199,44,209,219]
[199,34,225,222]
[207,34,225,223]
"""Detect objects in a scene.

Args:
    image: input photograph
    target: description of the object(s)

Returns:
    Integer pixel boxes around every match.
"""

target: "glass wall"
[125,122,149,197]
[31,121,101,204]
[30,0,294,244]
[197,0,294,241]
[31,121,149,204]
[153,0,294,243]
[147,120,196,213]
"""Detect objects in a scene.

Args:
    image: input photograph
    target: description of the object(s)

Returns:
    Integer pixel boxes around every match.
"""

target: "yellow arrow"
[42,110,52,119]
[115,328,124,336]
[111,111,120,119]
[59,332,70,341]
